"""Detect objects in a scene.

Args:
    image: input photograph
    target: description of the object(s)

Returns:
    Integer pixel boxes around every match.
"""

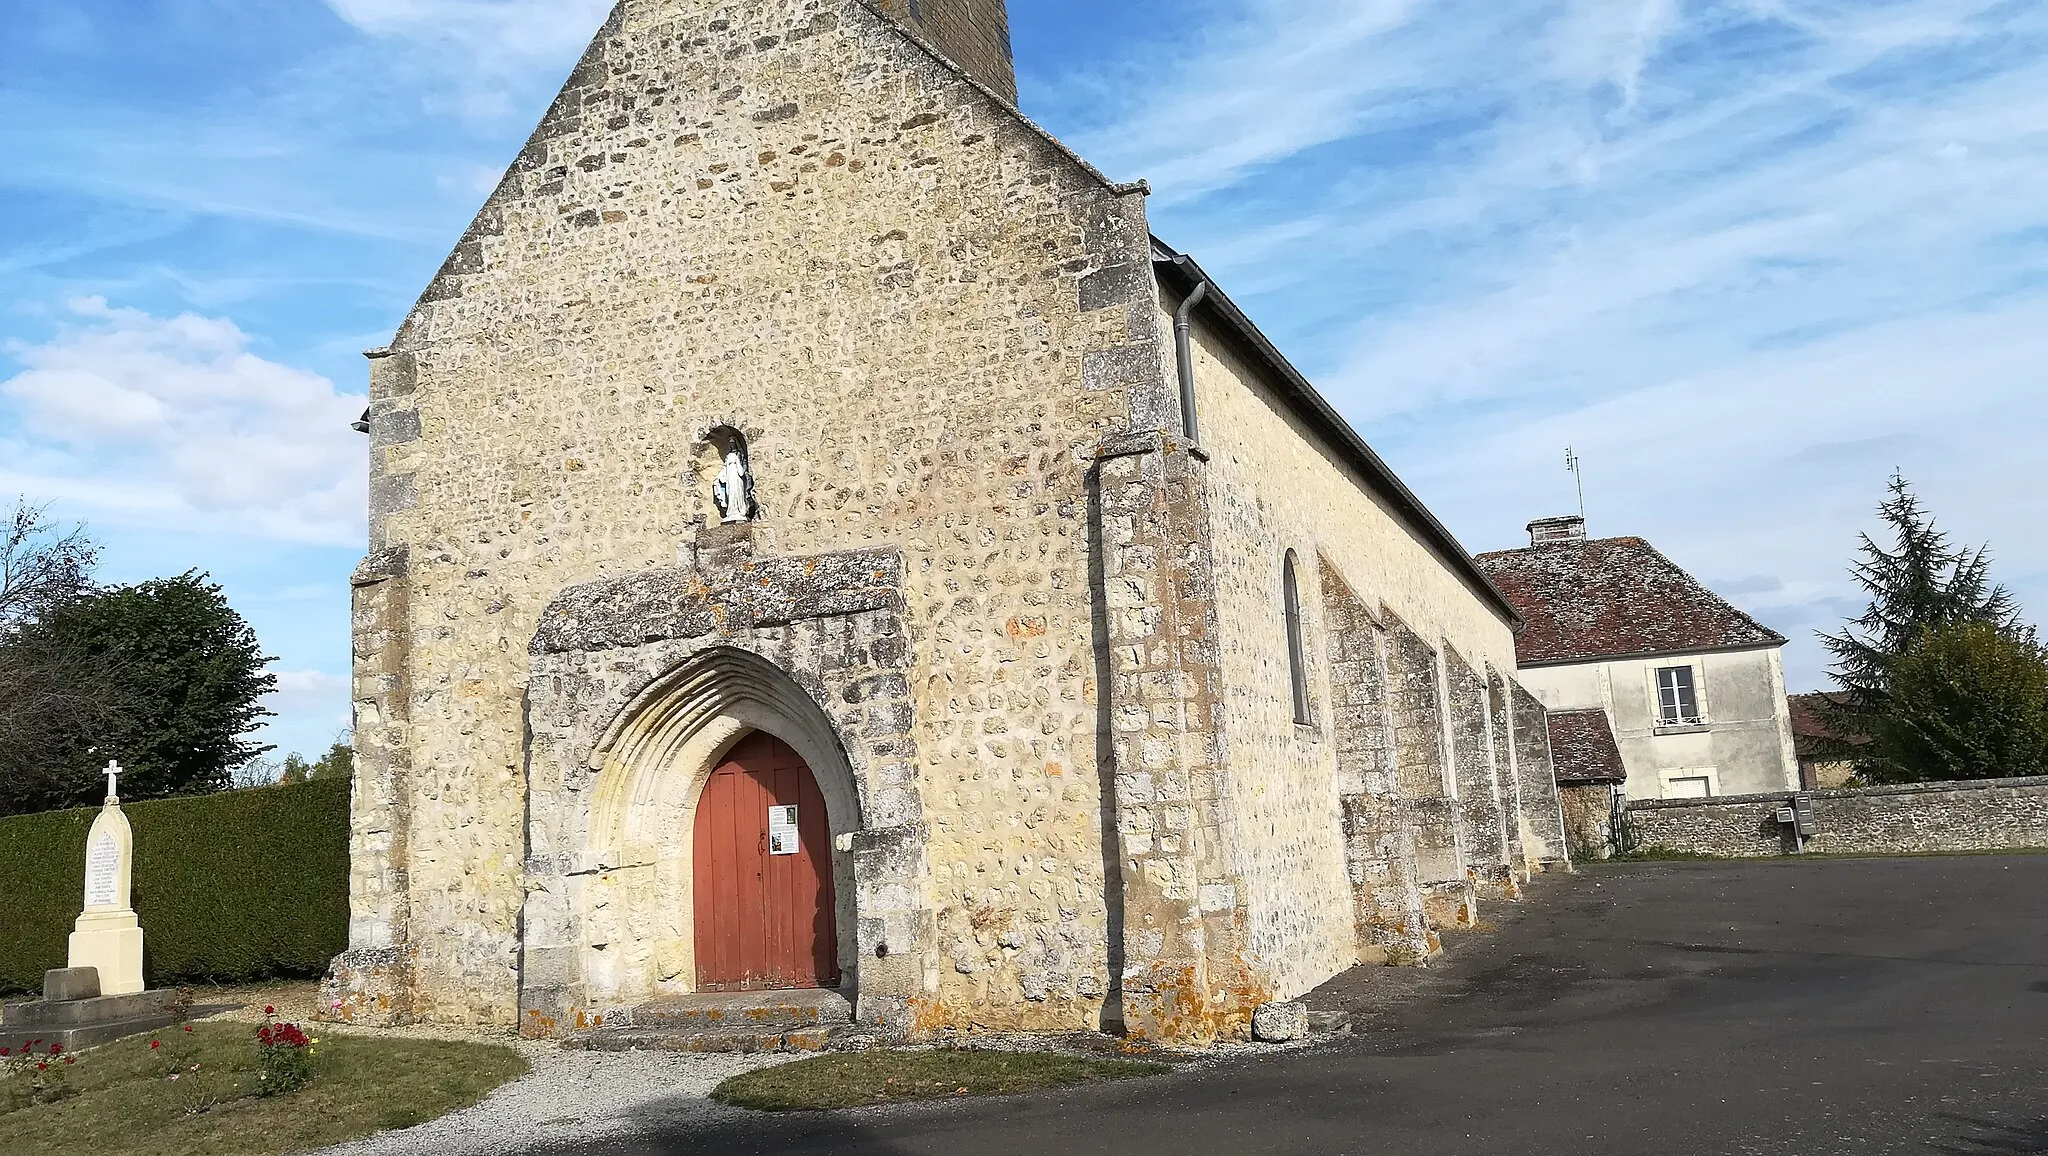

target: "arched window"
[1283,551,1311,725]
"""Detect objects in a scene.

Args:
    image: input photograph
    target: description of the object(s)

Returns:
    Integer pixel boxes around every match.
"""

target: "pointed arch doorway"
[694,731,841,992]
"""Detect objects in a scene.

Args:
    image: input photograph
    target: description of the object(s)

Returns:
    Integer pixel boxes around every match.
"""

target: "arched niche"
[693,424,758,527]
[571,647,862,1010]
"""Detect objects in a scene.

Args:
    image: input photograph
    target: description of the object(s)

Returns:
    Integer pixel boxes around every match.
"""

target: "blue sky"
[4,0,2044,762]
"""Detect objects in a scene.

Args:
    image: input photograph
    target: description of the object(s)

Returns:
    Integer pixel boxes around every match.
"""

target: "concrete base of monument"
[68,911,145,996]
[0,970,181,1053]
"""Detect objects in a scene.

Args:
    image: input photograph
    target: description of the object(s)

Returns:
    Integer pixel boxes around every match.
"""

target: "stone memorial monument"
[0,763,180,1052]
[69,761,145,995]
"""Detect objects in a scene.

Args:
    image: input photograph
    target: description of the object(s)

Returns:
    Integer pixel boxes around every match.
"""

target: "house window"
[1656,666,1702,726]
[1283,551,1311,725]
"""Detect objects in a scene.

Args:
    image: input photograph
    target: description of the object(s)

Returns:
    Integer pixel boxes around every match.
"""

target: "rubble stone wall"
[348,0,1160,1029]
[1623,777,2048,858]
[1175,295,1519,996]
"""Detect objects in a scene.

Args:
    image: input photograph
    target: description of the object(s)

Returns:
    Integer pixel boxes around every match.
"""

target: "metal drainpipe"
[1173,278,1210,445]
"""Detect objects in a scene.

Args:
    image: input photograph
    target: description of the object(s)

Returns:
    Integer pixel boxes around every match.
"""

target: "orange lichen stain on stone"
[1005,615,1047,642]
[459,679,489,699]
[1121,958,1272,1047]
[1045,761,1064,778]
[903,996,956,1041]
[523,1009,560,1039]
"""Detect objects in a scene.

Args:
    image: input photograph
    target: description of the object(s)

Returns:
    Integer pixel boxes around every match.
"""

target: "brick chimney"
[1528,515,1587,546]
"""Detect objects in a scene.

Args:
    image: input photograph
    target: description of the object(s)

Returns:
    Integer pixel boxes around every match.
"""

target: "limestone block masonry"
[1317,560,1432,964]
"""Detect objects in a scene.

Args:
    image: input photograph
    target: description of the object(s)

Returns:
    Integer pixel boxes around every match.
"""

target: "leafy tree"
[279,739,353,785]
[0,501,97,629]
[1859,622,2048,784]
[314,739,354,781]
[278,753,314,784]
[0,572,277,814]
[1820,473,2018,772]
[0,503,125,814]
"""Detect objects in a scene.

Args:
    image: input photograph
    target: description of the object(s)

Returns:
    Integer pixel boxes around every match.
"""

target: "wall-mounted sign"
[768,805,800,856]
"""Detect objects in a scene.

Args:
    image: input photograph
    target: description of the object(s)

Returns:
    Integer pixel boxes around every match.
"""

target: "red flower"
[1,1048,11,1057]
[48,1044,62,1057]
[151,1040,161,1050]
[36,1062,47,1071]
[64,1056,74,1066]
[182,1025,193,1033]
[264,1005,276,1015]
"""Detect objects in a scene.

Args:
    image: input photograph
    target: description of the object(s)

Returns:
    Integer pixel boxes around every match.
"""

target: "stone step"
[624,988,853,1033]
[582,1024,837,1054]
[575,989,856,1055]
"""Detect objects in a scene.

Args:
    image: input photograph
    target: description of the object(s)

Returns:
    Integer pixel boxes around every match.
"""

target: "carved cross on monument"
[105,760,122,804]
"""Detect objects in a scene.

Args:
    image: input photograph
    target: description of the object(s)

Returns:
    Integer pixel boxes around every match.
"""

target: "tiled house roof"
[1474,536,1786,666]
[1548,709,1627,785]
[1788,691,1867,759]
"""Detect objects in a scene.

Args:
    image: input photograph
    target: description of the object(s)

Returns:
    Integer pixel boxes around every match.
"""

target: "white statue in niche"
[713,447,755,523]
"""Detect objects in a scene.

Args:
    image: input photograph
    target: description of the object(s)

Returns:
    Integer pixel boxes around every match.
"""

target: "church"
[325,0,1570,1046]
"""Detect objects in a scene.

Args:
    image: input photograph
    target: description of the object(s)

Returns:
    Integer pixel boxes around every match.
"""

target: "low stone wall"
[1623,776,2048,858]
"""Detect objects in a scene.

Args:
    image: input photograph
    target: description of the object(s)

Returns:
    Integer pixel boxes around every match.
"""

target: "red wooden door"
[693,732,840,991]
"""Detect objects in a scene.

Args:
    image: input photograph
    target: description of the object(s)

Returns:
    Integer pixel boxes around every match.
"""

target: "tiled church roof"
[1474,536,1785,666]
[1547,709,1627,784]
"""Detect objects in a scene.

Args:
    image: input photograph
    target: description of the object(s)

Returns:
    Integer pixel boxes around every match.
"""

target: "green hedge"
[0,779,349,995]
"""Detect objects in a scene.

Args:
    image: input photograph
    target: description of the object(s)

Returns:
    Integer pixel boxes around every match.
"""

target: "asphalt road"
[582,855,2048,1156]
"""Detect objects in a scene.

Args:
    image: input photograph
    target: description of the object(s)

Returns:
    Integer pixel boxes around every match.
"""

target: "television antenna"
[1565,447,1587,520]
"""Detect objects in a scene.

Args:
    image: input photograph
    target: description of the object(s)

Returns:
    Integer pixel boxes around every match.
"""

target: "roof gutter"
[1171,269,1210,444]
[1151,241,1522,629]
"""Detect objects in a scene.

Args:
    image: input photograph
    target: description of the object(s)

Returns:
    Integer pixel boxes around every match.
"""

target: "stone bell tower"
[871,0,1017,103]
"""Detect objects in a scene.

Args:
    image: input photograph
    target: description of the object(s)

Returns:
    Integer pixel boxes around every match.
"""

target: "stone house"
[325,0,1569,1046]
[1476,516,1801,802]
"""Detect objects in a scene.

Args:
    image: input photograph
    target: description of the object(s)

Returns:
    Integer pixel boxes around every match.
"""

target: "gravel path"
[311,1044,800,1156]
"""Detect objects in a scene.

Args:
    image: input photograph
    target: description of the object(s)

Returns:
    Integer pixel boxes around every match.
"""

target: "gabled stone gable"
[345,0,1172,1027]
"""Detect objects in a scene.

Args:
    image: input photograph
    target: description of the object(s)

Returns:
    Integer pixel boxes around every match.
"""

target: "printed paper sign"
[768,805,800,856]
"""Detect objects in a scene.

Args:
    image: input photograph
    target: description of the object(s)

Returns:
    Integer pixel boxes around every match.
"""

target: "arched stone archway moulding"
[517,542,932,1037]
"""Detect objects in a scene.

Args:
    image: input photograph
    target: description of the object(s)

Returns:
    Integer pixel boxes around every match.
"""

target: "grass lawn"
[2,1021,528,1156]
[711,1048,1172,1112]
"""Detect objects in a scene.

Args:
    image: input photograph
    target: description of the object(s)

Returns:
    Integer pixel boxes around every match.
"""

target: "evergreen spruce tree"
[1821,473,2023,779]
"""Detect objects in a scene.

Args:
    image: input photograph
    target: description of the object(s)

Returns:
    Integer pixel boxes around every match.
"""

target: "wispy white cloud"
[326,0,615,61]
[255,668,353,758]
[0,298,368,546]
[1039,0,2048,686]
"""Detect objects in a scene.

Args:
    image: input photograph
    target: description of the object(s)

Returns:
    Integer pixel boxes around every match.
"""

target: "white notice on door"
[768,805,800,855]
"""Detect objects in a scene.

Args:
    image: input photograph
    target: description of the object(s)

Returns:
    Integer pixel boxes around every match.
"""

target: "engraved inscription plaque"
[84,832,120,908]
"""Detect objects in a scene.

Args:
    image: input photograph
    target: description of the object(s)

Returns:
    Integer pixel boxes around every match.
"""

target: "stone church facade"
[325,0,1568,1045]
